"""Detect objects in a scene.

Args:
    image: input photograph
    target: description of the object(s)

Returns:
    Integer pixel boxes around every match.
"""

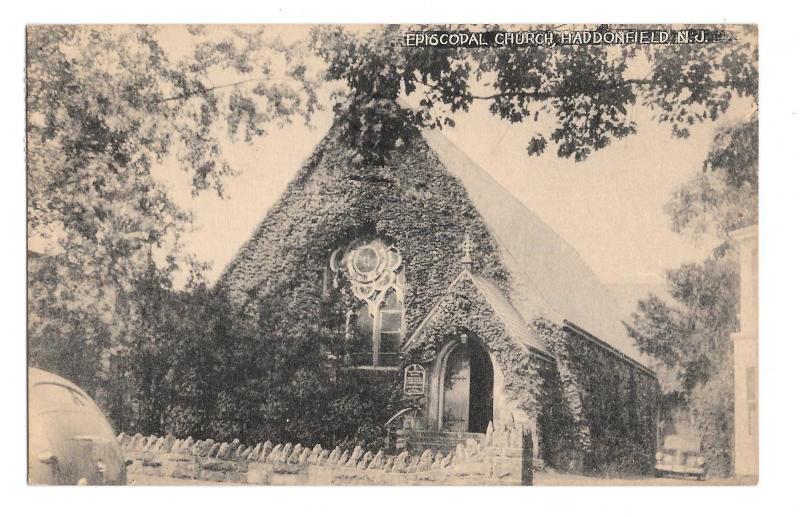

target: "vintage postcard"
[26,24,758,486]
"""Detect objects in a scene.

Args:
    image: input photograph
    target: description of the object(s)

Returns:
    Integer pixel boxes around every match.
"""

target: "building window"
[330,239,405,367]
[350,303,373,360]
[379,289,403,354]
[746,367,757,436]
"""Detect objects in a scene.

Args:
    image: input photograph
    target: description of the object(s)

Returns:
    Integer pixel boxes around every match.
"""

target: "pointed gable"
[215,124,513,337]
[216,119,645,367]
[404,269,551,359]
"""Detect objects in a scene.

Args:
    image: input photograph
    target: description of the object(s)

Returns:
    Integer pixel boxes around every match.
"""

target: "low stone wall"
[119,422,535,486]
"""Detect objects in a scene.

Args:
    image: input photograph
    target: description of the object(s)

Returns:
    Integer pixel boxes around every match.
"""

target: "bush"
[116,287,406,450]
[692,368,734,477]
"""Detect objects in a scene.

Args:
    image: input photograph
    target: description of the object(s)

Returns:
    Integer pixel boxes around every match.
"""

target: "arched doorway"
[441,340,494,433]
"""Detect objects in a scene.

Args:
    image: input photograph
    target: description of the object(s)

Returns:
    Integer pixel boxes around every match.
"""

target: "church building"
[217,121,660,476]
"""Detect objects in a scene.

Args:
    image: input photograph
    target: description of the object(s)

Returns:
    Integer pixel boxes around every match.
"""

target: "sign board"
[403,364,426,396]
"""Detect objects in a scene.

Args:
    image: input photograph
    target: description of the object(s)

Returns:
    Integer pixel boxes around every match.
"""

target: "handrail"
[384,407,416,428]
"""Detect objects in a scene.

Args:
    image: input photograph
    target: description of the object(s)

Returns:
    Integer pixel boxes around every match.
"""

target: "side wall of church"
[534,320,659,476]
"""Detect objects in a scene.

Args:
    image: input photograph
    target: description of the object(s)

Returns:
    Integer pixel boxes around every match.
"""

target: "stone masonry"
[119,421,535,486]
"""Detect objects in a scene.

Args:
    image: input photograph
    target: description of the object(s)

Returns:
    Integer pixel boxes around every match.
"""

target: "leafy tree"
[310,24,757,163]
[626,117,757,477]
[667,118,758,240]
[122,283,225,435]
[27,25,320,395]
[28,251,111,397]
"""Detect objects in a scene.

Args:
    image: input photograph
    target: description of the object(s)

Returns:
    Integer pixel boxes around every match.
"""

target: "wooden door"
[442,345,471,432]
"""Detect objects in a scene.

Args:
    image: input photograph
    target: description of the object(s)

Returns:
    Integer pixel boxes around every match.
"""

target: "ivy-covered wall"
[215,122,660,477]
[215,123,514,454]
[403,273,548,434]
[533,319,659,476]
[217,125,509,336]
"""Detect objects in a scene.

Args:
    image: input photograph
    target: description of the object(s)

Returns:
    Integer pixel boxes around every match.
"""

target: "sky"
[154,97,750,284]
[149,26,755,310]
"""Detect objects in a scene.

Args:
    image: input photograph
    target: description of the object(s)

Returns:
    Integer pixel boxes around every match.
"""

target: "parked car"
[655,434,707,481]
[28,367,127,485]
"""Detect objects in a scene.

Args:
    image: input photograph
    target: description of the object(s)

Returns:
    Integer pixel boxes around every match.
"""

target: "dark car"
[28,367,127,485]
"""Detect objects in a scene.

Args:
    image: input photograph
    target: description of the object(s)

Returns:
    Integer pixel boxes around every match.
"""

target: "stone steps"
[408,431,485,454]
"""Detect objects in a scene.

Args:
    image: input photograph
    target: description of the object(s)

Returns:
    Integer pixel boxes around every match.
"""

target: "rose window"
[330,239,405,366]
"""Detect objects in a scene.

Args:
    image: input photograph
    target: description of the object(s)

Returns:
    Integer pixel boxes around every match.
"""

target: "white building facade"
[731,225,758,481]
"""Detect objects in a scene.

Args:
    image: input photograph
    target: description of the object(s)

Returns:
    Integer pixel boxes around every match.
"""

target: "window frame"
[330,239,405,368]
[374,288,403,366]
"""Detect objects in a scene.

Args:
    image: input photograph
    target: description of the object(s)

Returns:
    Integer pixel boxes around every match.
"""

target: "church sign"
[403,364,426,396]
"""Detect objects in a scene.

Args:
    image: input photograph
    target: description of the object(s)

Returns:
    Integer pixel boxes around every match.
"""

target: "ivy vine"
[406,275,545,423]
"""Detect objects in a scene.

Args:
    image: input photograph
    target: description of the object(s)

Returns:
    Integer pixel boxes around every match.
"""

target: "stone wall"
[119,422,535,486]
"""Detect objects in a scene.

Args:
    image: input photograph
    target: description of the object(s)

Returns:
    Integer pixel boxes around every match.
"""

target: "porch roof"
[403,269,552,359]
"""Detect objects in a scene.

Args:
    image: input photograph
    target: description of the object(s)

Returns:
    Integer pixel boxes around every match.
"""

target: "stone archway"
[438,338,495,433]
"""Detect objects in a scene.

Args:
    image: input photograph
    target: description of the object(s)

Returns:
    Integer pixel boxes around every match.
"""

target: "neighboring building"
[731,225,758,481]
[217,121,660,475]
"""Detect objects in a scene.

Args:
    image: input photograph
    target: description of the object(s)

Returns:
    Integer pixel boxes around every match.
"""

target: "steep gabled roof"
[421,128,645,364]
[216,119,647,368]
[403,268,551,359]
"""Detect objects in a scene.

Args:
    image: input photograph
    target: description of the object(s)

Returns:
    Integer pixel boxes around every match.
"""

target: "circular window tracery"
[353,247,380,275]
[330,238,406,366]
[330,238,405,318]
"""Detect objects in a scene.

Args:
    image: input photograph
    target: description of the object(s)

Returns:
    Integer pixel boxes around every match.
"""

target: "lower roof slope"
[422,128,646,364]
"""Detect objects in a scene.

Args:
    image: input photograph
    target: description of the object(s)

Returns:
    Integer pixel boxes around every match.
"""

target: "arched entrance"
[440,340,494,433]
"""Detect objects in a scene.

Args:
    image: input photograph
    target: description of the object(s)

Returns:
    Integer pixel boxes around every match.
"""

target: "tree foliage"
[626,115,757,477]
[122,287,403,449]
[667,117,758,240]
[626,257,738,397]
[27,25,320,394]
[311,24,757,163]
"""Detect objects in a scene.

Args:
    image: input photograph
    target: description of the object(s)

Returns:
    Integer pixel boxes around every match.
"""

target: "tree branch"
[159,77,271,103]
[416,77,754,104]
